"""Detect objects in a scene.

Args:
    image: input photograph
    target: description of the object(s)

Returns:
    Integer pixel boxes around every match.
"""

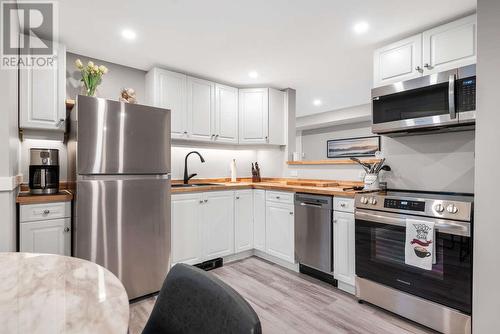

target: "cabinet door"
[268,88,285,145]
[333,211,355,286]
[266,202,294,263]
[20,40,66,131]
[422,15,476,75]
[253,190,266,251]
[187,76,215,141]
[234,190,253,252]
[373,34,422,87]
[215,84,238,143]
[147,68,188,139]
[202,191,235,260]
[20,218,71,255]
[239,88,269,143]
[171,193,203,265]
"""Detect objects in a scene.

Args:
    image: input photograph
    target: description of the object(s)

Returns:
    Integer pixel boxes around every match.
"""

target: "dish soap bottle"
[230,159,237,183]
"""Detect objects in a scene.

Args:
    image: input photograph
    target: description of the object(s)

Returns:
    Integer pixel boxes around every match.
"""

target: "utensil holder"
[364,173,379,190]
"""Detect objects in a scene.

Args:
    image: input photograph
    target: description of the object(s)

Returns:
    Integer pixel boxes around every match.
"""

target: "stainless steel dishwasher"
[294,193,334,283]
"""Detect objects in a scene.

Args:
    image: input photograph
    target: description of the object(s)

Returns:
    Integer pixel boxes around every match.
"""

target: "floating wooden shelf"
[286,159,380,165]
[66,98,75,110]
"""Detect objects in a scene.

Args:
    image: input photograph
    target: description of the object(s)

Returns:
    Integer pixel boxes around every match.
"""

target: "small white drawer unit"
[266,191,294,205]
[19,201,71,256]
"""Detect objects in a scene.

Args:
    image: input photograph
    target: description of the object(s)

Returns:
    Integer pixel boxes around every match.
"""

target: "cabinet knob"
[64,227,70,233]
[415,66,423,73]
[333,219,338,223]
[183,131,188,134]
[276,196,280,199]
[235,196,240,200]
[289,212,293,215]
[424,63,432,69]
[204,199,208,203]
[340,203,346,208]
[199,200,204,204]
[43,209,50,215]
[56,119,65,127]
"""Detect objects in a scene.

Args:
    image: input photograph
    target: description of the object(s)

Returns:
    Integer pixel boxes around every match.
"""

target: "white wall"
[0,16,20,251]
[473,0,500,331]
[297,121,475,193]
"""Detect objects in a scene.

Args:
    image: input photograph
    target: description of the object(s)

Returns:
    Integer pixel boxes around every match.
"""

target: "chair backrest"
[142,263,262,334]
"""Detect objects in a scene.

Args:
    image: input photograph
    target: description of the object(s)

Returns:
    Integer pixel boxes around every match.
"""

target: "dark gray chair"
[142,263,262,334]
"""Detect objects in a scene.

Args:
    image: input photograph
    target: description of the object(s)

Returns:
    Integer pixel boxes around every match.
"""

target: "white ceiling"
[58,0,476,116]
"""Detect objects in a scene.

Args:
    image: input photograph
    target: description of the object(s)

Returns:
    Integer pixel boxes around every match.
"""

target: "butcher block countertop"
[16,190,73,205]
[171,178,371,198]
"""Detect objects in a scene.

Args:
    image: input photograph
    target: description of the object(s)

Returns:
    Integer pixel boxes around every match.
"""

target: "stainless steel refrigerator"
[69,95,171,300]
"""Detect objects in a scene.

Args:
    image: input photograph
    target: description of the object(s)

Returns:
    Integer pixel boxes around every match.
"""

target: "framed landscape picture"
[327,136,380,158]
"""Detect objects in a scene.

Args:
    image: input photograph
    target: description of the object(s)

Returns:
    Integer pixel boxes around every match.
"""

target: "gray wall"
[473,0,500,331]
[66,52,146,103]
[299,121,475,193]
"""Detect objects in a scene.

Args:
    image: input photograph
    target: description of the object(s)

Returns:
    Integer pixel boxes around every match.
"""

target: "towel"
[405,219,435,271]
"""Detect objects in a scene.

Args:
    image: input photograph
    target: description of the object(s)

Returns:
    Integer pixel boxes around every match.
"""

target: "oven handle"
[355,209,470,237]
[448,74,456,119]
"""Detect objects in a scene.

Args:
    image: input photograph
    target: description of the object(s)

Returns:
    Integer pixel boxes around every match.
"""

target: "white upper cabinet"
[20,39,66,131]
[187,76,215,141]
[214,84,238,143]
[373,34,422,87]
[422,14,477,75]
[239,88,269,144]
[146,68,188,138]
[268,88,286,145]
[373,14,477,87]
[234,190,254,252]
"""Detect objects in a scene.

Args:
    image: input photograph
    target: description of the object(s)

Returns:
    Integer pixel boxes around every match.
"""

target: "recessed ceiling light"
[353,21,369,34]
[313,99,322,106]
[248,71,259,79]
[121,29,137,40]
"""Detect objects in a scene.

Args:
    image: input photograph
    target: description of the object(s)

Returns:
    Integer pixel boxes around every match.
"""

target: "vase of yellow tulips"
[74,59,108,97]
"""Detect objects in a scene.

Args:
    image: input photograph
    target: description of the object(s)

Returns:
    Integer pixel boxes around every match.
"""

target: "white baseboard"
[253,249,299,272]
[0,174,23,192]
[337,281,356,295]
[223,250,254,263]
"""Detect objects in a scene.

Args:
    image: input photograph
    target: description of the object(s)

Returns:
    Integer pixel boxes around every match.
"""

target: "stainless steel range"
[354,190,473,334]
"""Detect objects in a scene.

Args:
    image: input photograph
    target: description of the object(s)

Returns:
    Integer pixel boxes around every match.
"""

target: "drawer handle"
[43,209,50,215]
[340,203,346,208]
[276,196,280,199]
[64,227,70,233]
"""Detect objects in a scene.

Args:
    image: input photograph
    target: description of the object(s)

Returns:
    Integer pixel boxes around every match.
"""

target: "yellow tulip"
[74,59,83,69]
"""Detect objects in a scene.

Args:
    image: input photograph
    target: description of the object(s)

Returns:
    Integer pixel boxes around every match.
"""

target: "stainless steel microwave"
[371,65,476,136]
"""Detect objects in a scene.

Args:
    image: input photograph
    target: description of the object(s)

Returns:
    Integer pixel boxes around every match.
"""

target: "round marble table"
[0,252,129,333]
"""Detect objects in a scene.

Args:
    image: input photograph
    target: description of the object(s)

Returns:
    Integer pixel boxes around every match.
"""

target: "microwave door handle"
[448,74,456,119]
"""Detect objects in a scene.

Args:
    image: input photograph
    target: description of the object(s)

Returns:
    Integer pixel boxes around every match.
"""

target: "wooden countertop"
[16,190,73,204]
[172,178,372,197]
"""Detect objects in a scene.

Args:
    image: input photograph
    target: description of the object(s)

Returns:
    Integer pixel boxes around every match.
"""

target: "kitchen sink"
[172,183,220,188]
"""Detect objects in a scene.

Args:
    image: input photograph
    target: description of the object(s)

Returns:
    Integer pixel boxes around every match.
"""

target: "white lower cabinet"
[266,201,294,263]
[202,191,235,259]
[171,191,234,265]
[19,202,72,256]
[20,218,71,255]
[234,190,254,252]
[333,199,356,293]
[253,190,266,251]
[171,193,203,265]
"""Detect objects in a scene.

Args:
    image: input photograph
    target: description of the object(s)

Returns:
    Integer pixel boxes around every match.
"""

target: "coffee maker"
[29,148,60,194]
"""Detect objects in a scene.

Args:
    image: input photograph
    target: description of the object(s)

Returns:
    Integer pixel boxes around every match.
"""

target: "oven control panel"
[384,199,425,212]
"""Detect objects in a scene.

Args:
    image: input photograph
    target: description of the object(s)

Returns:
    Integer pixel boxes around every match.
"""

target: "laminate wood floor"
[129,257,436,334]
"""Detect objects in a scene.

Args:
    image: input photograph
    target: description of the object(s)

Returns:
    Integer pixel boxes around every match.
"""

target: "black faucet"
[184,151,205,184]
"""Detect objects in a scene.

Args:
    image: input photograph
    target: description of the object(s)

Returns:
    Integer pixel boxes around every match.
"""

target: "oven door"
[371,68,459,134]
[355,209,472,314]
